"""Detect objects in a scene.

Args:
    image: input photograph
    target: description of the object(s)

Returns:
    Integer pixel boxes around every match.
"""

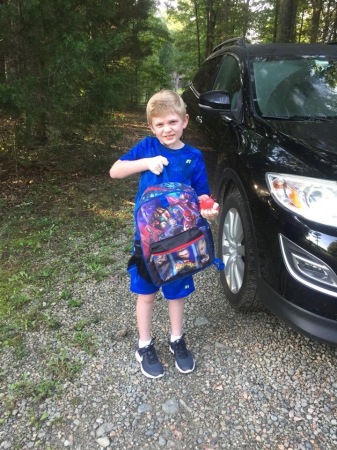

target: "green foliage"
[1,0,336,146]
[167,1,206,81]
[163,0,337,87]
[328,241,337,257]
[9,375,63,403]
[46,349,83,381]
[249,0,278,43]
[313,60,337,88]
[72,330,98,354]
[0,0,172,145]
[67,299,83,308]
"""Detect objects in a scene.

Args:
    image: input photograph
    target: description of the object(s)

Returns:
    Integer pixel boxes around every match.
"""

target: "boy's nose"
[163,123,171,132]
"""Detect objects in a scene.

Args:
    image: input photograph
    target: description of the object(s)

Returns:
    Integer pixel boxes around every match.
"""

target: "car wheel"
[218,190,260,310]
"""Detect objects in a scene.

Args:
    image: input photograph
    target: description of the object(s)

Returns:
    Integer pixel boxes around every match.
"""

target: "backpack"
[136,181,223,287]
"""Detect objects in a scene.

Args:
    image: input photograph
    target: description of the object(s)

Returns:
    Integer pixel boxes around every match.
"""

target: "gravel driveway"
[1,117,337,449]
[1,223,337,450]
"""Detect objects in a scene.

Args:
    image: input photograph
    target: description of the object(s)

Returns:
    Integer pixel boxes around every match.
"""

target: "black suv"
[183,38,337,346]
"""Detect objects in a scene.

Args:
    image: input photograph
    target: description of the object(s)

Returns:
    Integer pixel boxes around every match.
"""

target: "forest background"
[0,0,337,148]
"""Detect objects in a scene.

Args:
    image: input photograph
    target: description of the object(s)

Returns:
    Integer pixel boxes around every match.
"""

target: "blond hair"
[146,90,186,124]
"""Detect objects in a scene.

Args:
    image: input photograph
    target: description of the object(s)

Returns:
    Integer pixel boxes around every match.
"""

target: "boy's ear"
[183,114,189,129]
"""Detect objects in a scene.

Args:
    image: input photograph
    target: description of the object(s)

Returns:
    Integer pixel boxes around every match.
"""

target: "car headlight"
[266,173,337,227]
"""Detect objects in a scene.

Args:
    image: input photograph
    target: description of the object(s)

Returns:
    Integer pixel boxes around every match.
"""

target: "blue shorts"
[128,264,195,300]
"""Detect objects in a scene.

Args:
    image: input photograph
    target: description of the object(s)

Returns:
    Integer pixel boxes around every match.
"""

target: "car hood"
[266,119,337,176]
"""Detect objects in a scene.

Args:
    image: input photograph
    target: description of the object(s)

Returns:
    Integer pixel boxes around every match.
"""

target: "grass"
[0,112,145,414]
[0,113,141,342]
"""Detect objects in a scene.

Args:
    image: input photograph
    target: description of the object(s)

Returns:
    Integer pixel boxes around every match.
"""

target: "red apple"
[200,196,215,209]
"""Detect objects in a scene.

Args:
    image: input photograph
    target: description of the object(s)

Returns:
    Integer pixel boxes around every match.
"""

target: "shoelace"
[173,335,189,358]
[141,342,159,365]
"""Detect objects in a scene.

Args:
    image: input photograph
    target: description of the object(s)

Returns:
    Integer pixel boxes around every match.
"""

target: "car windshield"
[252,56,337,119]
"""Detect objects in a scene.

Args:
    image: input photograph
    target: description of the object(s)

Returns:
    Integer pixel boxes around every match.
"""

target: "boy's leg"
[135,293,164,379]
[128,254,163,378]
[136,293,156,340]
[168,297,185,337]
[168,298,195,374]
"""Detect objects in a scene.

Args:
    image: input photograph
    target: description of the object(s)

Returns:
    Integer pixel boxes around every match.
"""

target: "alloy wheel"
[221,207,245,293]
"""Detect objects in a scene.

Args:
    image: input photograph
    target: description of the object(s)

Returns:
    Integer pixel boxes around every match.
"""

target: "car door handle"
[196,115,203,124]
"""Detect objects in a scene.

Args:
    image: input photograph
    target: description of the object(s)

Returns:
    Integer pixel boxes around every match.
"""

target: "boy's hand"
[148,156,169,175]
[198,194,220,221]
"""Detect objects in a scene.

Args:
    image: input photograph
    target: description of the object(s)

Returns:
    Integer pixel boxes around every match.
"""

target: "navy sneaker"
[169,334,195,374]
[135,339,164,379]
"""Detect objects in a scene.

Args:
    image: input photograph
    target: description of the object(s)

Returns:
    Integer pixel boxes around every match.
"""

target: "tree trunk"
[297,6,304,42]
[273,0,280,42]
[276,0,298,43]
[310,0,323,43]
[0,0,6,82]
[222,0,231,40]
[0,45,6,83]
[192,0,202,67]
[205,0,216,56]
[322,0,336,43]
[242,0,250,39]
[332,11,337,41]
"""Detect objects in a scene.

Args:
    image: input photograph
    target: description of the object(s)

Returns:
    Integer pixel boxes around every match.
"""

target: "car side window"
[213,55,242,109]
[192,56,223,94]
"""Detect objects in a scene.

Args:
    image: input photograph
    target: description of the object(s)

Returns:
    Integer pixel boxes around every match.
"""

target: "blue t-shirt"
[120,136,211,208]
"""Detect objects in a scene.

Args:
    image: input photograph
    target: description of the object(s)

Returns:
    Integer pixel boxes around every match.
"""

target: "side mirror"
[199,91,231,110]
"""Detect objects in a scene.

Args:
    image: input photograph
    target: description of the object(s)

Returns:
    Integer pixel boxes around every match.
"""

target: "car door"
[201,53,243,146]
[183,54,223,122]
[184,52,244,190]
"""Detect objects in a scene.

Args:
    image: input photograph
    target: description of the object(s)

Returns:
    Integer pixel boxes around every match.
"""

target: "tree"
[0,0,170,144]
[206,0,217,56]
[169,0,256,72]
[276,0,299,42]
[318,0,337,42]
[193,0,202,66]
[1,0,337,150]
[295,0,337,43]
[311,0,324,42]
[328,241,337,257]
[166,0,207,83]
[120,17,173,103]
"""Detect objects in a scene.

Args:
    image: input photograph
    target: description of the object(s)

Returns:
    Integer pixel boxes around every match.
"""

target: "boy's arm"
[109,156,168,179]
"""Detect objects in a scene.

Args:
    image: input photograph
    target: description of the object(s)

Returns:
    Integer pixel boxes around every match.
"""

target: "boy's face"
[149,112,189,149]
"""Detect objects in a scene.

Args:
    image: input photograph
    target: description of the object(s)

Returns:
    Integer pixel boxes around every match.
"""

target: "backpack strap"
[213,257,225,271]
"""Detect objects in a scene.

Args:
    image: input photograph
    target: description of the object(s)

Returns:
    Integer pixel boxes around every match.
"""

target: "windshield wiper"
[288,115,335,122]
[262,114,336,122]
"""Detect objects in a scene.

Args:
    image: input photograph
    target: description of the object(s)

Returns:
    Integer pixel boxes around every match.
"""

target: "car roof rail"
[212,37,245,53]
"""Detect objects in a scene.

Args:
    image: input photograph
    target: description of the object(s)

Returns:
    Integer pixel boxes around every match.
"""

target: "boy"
[109,90,218,379]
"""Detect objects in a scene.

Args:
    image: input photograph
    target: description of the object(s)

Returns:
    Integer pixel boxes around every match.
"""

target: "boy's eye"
[153,119,179,127]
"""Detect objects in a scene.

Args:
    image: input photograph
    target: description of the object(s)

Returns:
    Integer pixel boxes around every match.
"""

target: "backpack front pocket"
[149,228,211,282]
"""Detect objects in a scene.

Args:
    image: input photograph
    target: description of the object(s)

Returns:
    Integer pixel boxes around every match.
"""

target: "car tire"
[218,190,260,310]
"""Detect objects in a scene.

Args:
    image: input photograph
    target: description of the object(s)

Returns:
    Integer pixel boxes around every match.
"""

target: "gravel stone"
[158,436,166,446]
[138,403,152,413]
[96,422,114,437]
[95,437,110,448]
[195,316,209,326]
[1,227,337,449]
[162,398,179,415]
